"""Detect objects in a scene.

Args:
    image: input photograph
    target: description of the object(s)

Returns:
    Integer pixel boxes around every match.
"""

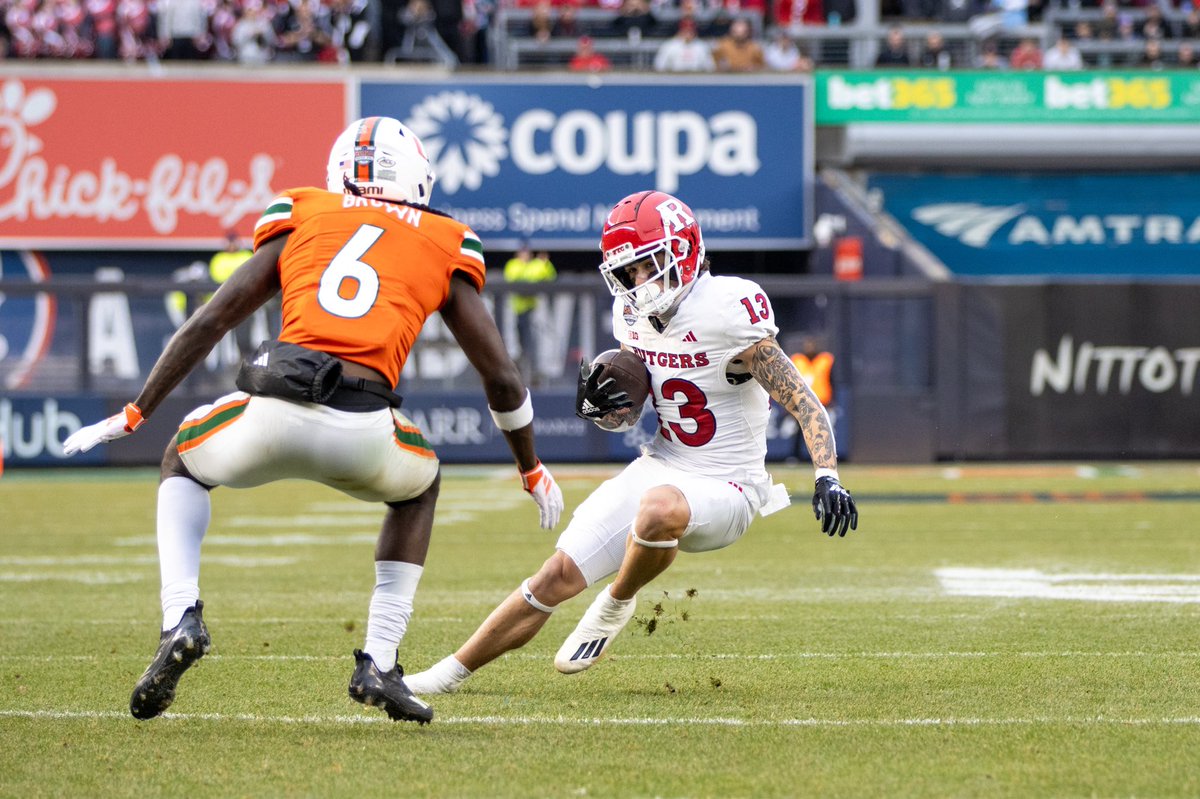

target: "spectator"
[1115,12,1138,43]
[973,37,1006,69]
[609,0,656,41]
[763,28,812,71]
[1042,32,1082,70]
[918,30,950,68]
[6,0,38,57]
[328,0,374,62]
[1141,4,1172,40]
[1008,36,1041,69]
[1182,6,1200,39]
[711,17,764,71]
[774,0,827,27]
[901,0,938,21]
[430,0,464,61]
[826,0,855,25]
[875,24,912,66]
[274,0,332,61]
[58,0,94,56]
[87,0,120,58]
[1073,20,1094,44]
[209,0,240,60]
[552,2,580,38]
[1137,37,1165,69]
[568,35,611,71]
[653,17,715,71]
[157,0,210,59]
[31,0,68,57]
[990,0,1027,30]
[1177,41,1197,68]
[1095,1,1117,41]
[232,0,276,63]
[527,0,553,42]
[460,0,495,63]
[117,0,156,61]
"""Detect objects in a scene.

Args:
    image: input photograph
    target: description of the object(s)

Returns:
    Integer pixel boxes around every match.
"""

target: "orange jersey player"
[62,116,563,726]
[254,187,486,387]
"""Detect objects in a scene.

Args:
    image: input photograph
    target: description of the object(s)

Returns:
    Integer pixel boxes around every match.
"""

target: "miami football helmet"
[326,116,435,205]
[599,190,705,318]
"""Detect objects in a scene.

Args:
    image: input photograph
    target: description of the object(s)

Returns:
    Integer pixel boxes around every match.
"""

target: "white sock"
[603,585,635,608]
[157,476,211,630]
[364,561,423,672]
[405,655,472,695]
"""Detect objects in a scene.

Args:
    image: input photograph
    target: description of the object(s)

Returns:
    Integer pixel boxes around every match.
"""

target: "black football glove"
[575,358,634,420]
[812,476,858,538]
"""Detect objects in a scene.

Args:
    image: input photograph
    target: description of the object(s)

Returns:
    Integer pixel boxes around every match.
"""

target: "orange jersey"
[253,188,486,387]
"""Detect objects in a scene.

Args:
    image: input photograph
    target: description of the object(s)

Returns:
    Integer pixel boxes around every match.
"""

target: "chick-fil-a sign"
[0,76,345,248]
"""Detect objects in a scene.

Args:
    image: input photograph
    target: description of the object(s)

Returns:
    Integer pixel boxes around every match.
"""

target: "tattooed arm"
[735,335,858,536]
[735,336,837,471]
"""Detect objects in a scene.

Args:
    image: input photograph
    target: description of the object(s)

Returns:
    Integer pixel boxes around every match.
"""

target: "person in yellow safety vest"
[790,335,836,461]
[209,229,253,285]
[166,230,253,324]
[504,242,557,386]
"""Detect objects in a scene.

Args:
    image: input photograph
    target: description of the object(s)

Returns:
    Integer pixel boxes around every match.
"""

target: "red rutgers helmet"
[599,190,706,318]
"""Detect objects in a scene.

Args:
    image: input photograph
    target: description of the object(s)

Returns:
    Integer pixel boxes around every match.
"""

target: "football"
[590,349,650,432]
[592,348,651,407]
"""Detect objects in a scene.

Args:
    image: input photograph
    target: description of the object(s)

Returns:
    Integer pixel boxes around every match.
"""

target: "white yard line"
[2,708,1200,728]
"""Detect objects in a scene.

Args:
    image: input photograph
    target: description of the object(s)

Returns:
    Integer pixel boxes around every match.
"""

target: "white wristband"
[490,390,534,431]
[814,467,839,482]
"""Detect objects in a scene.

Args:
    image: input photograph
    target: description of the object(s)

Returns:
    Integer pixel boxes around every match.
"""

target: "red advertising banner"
[0,75,347,248]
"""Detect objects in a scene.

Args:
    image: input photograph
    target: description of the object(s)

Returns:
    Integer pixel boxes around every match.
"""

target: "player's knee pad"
[519,578,557,613]
[631,529,679,549]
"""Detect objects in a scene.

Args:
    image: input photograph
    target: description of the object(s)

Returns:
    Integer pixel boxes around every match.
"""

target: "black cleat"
[348,649,434,725]
[129,601,211,720]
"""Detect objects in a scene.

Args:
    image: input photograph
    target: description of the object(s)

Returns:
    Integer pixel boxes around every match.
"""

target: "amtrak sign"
[870,172,1200,277]
[360,77,813,249]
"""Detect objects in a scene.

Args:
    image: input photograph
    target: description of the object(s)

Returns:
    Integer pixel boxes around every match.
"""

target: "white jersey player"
[405,190,857,695]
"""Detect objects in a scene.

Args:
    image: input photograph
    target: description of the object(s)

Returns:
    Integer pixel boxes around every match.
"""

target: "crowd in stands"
[1,0,1198,68]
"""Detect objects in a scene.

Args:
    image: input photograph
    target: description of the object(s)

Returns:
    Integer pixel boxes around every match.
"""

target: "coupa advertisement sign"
[0,75,346,249]
[359,77,813,249]
[871,172,1200,277]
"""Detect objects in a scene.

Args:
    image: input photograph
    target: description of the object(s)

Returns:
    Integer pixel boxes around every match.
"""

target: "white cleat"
[554,586,636,674]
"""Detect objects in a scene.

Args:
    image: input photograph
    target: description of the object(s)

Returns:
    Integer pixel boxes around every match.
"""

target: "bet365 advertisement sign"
[360,77,813,249]
[816,71,1200,123]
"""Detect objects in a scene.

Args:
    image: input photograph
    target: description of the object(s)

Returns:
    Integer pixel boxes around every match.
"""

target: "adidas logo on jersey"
[253,352,269,367]
[682,331,698,343]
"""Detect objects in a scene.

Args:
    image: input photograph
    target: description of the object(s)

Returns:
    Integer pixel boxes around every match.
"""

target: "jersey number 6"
[317,224,384,319]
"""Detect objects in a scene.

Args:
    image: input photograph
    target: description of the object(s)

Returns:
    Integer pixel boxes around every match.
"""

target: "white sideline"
[3,708,1200,728]
[3,650,1200,662]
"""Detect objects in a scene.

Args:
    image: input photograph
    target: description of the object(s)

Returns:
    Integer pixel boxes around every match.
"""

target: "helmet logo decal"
[656,198,694,235]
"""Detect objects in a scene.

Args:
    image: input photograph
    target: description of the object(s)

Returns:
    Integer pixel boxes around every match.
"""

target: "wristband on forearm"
[489,390,534,431]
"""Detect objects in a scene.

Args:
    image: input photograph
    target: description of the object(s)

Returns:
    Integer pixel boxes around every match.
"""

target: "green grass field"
[3,462,1200,798]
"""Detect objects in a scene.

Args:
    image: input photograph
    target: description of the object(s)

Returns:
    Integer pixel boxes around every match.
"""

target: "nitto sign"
[362,78,812,249]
